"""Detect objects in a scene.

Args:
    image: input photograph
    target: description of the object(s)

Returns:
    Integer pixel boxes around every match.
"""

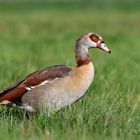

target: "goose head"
[77,32,111,53]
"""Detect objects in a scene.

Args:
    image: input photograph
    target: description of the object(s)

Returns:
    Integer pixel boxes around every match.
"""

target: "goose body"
[22,62,94,111]
[0,33,110,112]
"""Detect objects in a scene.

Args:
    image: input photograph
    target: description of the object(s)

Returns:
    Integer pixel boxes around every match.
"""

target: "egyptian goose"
[0,33,111,112]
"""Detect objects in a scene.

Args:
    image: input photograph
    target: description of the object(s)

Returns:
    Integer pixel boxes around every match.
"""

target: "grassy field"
[0,1,140,140]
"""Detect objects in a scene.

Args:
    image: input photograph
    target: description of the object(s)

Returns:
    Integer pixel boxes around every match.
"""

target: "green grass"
[0,2,140,140]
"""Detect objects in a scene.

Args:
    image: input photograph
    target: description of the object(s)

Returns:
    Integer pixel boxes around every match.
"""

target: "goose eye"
[101,40,105,43]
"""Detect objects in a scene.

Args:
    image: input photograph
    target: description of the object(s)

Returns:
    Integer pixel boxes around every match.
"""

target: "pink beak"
[97,41,111,53]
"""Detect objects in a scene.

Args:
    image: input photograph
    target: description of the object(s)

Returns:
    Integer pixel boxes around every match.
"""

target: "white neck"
[75,44,91,66]
[75,45,88,60]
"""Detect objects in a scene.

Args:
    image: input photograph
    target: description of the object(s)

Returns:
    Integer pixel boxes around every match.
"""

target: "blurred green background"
[0,1,140,140]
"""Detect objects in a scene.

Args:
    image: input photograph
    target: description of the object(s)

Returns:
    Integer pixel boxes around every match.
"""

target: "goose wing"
[0,65,72,102]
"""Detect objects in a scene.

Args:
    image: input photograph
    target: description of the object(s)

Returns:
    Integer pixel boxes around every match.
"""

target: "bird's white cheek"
[86,38,96,48]
[92,42,97,48]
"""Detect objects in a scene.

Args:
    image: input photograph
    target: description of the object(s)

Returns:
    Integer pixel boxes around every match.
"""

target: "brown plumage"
[0,33,111,112]
[0,65,72,102]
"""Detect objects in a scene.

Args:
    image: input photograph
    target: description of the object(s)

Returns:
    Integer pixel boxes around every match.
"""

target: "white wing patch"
[25,87,32,91]
[25,78,58,91]
[30,80,49,89]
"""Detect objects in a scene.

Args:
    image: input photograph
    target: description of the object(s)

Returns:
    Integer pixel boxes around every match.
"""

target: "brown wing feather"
[0,65,72,102]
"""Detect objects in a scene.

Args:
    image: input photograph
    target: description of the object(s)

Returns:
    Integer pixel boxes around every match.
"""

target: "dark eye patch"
[89,34,99,43]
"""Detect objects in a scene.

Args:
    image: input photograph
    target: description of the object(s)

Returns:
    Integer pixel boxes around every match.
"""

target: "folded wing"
[0,65,72,103]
